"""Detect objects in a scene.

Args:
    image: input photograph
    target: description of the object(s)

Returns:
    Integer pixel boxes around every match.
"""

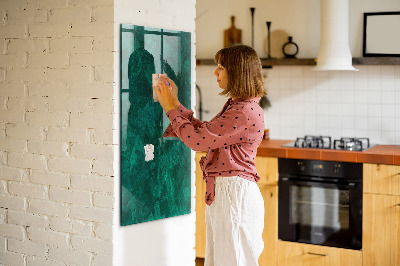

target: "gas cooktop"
[282,135,375,151]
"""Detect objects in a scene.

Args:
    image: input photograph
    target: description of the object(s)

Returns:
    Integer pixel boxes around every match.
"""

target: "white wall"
[0,0,115,265]
[113,1,197,266]
[196,0,400,145]
[196,0,400,58]
[197,64,400,145]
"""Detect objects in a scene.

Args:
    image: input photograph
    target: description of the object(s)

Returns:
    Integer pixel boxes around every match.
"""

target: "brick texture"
[0,0,114,264]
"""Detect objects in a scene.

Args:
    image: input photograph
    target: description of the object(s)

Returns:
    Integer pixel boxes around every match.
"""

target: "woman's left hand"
[153,76,175,113]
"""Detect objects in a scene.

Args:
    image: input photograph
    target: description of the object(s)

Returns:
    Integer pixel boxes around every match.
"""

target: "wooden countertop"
[255,139,400,165]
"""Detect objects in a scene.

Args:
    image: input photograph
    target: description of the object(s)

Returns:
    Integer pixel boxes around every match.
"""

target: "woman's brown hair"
[214,44,267,99]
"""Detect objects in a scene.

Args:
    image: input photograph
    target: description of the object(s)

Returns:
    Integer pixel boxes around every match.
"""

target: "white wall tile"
[316,89,329,103]
[328,88,341,103]
[368,130,382,144]
[367,104,382,118]
[354,88,368,104]
[355,104,368,117]
[367,77,381,91]
[316,103,329,116]
[355,116,368,130]
[395,118,400,131]
[316,115,330,128]
[341,104,355,116]
[382,78,395,91]
[304,102,316,115]
[382,90,395,104]
[367,91,381,105]
[342,128,355,137]
[382,131,396,144]
[342,117,355,129]
[341,89,354,104]
[368,117,381,131]
[196,65,400,144]
[382,105,395,118]
[382,117,396,131]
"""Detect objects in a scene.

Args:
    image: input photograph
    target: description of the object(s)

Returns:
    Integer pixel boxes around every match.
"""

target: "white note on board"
[144,144,154,162]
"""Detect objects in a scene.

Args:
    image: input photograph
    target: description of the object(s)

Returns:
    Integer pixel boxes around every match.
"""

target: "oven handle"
[280,177,357,189]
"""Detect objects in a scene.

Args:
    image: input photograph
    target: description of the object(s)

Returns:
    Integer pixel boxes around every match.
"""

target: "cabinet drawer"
[364,164,400,196]
[277,241,362,266]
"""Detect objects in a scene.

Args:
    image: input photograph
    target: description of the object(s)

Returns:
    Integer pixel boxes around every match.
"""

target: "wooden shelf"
[196,57,400,67]
[352,57,400,65]
[260,58,316,67]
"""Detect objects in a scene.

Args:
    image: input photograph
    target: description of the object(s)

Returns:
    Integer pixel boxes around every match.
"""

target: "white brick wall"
[0,0,114,265]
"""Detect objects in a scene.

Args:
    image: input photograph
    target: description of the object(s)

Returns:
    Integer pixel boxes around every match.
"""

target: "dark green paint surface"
[120,24,192,226]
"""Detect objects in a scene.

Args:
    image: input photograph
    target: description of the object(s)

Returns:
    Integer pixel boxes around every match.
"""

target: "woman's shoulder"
[233,97,262,111]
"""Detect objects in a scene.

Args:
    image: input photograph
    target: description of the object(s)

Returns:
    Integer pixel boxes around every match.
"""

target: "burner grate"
[287,136,372,151]
[333,137,370,151]
[295,135,332,149]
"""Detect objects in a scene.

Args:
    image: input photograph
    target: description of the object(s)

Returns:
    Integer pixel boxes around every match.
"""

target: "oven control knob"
[334,164,341,174]
[334,167,339,174]
[298,161,305,171]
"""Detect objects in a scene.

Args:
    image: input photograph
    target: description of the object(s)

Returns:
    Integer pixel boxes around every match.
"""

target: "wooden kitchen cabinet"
[276,241,362,266]
[195,154,279,262]
[259,184,278,266]
[363,163,400,266]
[255,156,278,186]
[363,193,400,266]
[195,151,207,258]
[364,163,400,196]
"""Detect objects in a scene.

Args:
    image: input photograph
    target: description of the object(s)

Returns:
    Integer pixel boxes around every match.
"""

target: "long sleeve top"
[161,97,265,205]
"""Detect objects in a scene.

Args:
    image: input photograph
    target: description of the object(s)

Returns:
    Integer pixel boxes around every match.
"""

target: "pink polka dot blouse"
[162,97,265,205]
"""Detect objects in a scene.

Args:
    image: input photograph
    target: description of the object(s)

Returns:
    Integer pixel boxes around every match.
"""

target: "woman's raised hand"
[163,77,180,108]
[153,76,175,113]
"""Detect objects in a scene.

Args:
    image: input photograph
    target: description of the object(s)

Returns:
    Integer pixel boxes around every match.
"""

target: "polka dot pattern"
[161,97,265,205]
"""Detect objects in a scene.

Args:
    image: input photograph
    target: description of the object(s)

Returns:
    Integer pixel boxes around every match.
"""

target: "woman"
[154,44,267,266]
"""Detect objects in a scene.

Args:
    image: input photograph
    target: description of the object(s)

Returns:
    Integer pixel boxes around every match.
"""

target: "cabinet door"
[277,241,362,266]
[195,152,207,258]
[364,164,400,196]
[259,185,278,266]
[363,193,400,266]
[255,156,278,186]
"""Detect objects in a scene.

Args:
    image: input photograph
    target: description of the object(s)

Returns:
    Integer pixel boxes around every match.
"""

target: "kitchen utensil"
[266,21,272,58]
[224,16,242,48]
[250,7,255,48]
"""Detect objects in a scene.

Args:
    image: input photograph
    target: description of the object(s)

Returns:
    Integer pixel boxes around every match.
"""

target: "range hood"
[314,0,358,71]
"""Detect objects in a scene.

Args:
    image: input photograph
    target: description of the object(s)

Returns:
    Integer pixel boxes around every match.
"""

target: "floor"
[195,257,205,266]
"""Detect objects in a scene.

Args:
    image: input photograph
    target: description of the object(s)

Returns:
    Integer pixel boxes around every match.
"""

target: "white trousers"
[205,176,264,266]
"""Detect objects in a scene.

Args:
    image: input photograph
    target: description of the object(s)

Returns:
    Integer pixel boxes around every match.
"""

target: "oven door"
[278,176,362,250]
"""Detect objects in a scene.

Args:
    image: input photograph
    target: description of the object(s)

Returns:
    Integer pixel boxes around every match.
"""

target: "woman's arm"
[162,102,203,138]
[164,107,249,152]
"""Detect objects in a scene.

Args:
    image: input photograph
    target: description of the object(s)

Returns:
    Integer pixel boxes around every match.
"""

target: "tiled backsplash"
[196,65,400,145]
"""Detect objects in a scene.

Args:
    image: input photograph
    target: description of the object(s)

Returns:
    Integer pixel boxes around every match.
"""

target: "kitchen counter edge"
[196,139,400,165]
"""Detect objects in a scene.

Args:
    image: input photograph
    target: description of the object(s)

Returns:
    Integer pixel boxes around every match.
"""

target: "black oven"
[278,158,363,250]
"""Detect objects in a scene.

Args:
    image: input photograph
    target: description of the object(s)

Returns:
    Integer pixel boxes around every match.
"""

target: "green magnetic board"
[120,24,192,226]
